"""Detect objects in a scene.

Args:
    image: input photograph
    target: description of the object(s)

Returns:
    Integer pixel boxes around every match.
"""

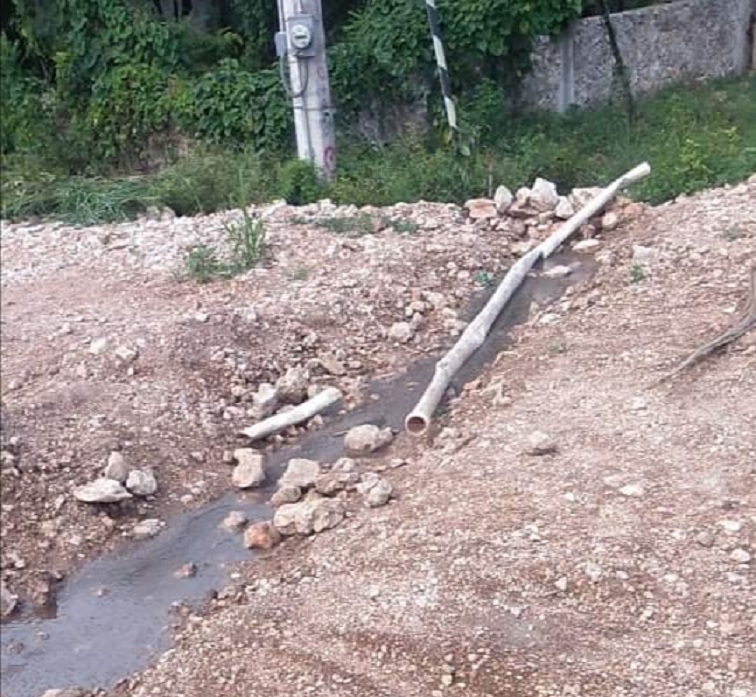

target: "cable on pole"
[424,0,458,134]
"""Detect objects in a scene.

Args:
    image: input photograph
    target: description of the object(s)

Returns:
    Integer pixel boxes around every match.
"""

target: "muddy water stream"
[0,254,592,697]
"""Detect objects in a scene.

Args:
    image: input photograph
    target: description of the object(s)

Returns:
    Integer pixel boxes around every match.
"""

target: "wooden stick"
[405,162,651,436]
[656,265,756,384]
[240,387,342,441]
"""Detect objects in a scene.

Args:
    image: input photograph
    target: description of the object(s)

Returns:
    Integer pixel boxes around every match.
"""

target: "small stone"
[89,337,108,355]
[356,473,393,507]
[133,518,162,539]
[515,187,532,207]
[632,244,659,266]
[318,353,346,376]
[315,469,360,496]
[441,674,454,687]
[696,530,715,547]
[74,479,133,503]
[388,321,414,343]
[114,345,139,363]
[344,424,394,455]
[103,451,130,483]
[554,577,568,592]
[730,548,751,564]
[243,521,282,549]
[1,582,18,618]
[570,187,601,209]
[600,211,620,231]
[493,186,514,213]
[573,238,601,252]
[194,312,210,323]
[619,483,644,498]
[271,485,303,506]
[221,510,248,532]
[125,468,158,496]
[554,197,575,220]
[231,449,266,489]
[276,367,309,405]
[279,458,321,489]
[718,519,743,533]
[273,495,345,536]
[524,431,557,456]
[464,198,497,220]
[585,562,603,583]
[530,177,559,212]
[251,383,279,419]
[543,264,572,278]
[174,563,197,579]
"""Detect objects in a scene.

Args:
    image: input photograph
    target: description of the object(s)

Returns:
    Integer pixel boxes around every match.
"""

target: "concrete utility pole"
[276,0,336,180]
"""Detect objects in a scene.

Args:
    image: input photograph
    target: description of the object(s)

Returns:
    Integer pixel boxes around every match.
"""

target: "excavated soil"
[1,177,755,697]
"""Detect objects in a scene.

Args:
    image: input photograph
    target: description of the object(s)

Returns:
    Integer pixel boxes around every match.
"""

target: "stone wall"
[520,0,754,112]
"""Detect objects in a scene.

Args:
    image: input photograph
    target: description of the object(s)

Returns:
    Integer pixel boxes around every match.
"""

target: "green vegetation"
[183,210,267,284]
[629,262,647,284]
[3,75,754,224]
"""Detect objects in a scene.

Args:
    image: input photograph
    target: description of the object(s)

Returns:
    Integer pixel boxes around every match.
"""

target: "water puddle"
[0,254,592,697]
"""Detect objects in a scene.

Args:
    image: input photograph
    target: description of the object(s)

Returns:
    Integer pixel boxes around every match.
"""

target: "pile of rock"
[463,177,642,241]
[72,451,158,504]
[230,422,395,550]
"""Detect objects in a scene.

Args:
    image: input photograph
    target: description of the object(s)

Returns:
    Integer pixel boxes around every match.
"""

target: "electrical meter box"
[287,15,316,57]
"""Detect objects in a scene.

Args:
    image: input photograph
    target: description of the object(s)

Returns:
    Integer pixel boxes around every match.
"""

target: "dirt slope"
[2,177,756,697]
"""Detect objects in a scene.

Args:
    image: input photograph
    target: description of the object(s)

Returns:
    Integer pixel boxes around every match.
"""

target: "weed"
[474,270,495,288]
[223,209,266,272]
[548,341,568,354]
[382,217,420,235]
[289,266,310,281]
[316,214,375,236]
[629,262,647,284]
[184,244,222,284]
[721,225,745,241]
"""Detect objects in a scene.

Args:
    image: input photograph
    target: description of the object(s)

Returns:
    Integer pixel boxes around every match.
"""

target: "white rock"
[464,198,497,220]
[74,479,133,503]
[133,518,162,539]
[493,185,514,213]
[632,245,659,265]
[524,430,557,456]
[276,366,309,404]
[718,519,743,534]
[279,458,321,489]
[114,345,138,363]
[89,337,108,355]
[344,424,394,455]
[126,468,158,496]
[251,383,279,419]
[388,321,414,343]
[543,264,572,278]
[271,485,303,506]
[515,187,532,207]
[573,238,601,252]
[554,577,568,592]
[315,467,360,495]
[530,178,559,212]
[730,548,751,564]
[585,562,604,583]
[1,582,18,618]
[601,211,620,231]
[619,483,644,498]
[221,510,248,532]
[554,197,575,220]
[570,187,601,209]
[231,449,266,489]
[103,451,130,483]
[273,495,345,536]
[356,473,393,507]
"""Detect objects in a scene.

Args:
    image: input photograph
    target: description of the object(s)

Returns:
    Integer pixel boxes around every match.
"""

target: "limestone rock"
[464,198,497,220]
[530,178,559,212]
[251,383,279,419]
[243,521,282,550]
[388,321,414,343]
[601,211,620,231]
[315,467,360,496]
[126,468,158,496]
[573,238,601,253]
[271,485,303,506]
[357,472,393,507]
[231,449,266,489]
[570,187,601,210]
[279,458,321,490]
[554,196,575,220]
[1,582,18,618]
[344,424,394,455]
[318,353,347,376]
[273,495,345,536]
[524,430,557,456]
[133,518,162,539]
[515,187,532,207]
[103,451,130,483]
[632,244,659,266]
[74,478,133,504]
[493,186,514,214]
[221,510,248,532]
[276,367,309,405]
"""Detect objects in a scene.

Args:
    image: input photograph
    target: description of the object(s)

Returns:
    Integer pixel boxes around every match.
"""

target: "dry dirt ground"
[2,177,756,697]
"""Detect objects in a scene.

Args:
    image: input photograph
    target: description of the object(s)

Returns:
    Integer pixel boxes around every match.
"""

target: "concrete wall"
[520,0,754,112]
